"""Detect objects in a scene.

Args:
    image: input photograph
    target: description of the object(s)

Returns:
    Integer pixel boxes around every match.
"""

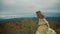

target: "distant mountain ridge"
[0,17,60,24]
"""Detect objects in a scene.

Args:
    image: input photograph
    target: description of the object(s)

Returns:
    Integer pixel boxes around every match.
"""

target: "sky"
[0,0,60,19]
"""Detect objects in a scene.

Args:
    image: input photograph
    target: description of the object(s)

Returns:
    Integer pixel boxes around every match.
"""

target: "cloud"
[2,0,57,11]
[0,0,60,19]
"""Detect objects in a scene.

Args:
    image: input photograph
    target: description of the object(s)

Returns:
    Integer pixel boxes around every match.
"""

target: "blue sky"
[0,0,60,19]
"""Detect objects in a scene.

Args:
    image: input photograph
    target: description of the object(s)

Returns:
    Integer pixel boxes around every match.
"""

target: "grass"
[0,18,60,34]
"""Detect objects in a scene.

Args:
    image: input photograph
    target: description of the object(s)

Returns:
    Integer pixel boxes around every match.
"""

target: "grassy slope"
[0,17,60,34]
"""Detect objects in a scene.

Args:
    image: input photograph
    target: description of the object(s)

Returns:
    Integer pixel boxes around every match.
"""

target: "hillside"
[0,17,60,34]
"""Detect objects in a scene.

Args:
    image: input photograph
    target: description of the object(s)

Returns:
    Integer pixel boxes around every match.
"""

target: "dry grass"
[0,18,60,34]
